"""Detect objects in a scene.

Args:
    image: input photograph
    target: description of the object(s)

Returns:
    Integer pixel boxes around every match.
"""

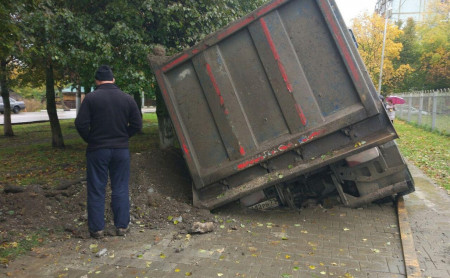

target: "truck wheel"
[13,106,20,114]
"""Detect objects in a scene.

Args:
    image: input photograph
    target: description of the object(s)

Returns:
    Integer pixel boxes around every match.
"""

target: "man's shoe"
[89,230,104,239]
[116,227,129,236]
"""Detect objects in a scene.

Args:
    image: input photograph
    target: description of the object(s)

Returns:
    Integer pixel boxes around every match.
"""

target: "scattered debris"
[95,248,108,257]
[190,222,214,234]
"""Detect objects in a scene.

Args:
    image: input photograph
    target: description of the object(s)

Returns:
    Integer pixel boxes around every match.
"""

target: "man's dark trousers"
[86,148,130,232]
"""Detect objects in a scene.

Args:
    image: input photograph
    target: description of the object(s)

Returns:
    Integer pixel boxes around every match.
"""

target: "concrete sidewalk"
[403,163,450,278]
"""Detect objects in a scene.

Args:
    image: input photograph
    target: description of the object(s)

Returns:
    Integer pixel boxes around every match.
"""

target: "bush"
[23,99,46,112]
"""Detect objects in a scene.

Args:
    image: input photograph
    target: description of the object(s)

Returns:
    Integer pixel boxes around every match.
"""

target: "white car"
[0,97,26,114]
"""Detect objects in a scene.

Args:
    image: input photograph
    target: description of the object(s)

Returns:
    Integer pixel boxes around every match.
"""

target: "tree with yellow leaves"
[351,13,414,95]
[417,0,450,89]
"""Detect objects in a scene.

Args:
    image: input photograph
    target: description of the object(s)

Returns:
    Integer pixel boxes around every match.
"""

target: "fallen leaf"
[175,269,180,272]
[160,253,166,259]
[371,248,380,253]
[146,261,152,268]
[185,272,192,276]
[293,266,299,271]
[167,216,173,221]
[217,273,224,277]
[309,265,316,270]
[343,228,350,231]
[285,255,291,259]
[220,225,225,229]
[301,230,308,234]
[281,274,291,278]
[320,271,326,275]
[294,224,301,227]
[248,247,258,252]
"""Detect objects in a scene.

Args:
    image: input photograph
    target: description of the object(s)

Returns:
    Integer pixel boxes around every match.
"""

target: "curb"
[397,196,421,277]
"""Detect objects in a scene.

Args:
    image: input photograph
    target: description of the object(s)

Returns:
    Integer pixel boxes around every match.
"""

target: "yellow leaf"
[175,269,181,273]
[285,255,291,259]
[309,265,316,270]
[185,272,192,276]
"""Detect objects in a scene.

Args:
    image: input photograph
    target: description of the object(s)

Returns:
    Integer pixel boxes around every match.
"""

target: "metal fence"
[395,89,450,134]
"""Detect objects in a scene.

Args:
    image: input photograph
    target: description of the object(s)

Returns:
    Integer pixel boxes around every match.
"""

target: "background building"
[375,0,432,22]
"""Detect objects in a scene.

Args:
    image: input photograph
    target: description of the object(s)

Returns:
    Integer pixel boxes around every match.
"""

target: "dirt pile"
[0,148,214,247]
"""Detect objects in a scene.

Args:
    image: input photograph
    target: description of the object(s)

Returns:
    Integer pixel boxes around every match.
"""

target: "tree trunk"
[155,85,176,149]
[132,91,143,118]
[46,59,65,148]
[0,59,14,137]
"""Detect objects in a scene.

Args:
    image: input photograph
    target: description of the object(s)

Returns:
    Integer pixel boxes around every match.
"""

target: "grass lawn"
[395,120,450,191]
[0,113,159,189]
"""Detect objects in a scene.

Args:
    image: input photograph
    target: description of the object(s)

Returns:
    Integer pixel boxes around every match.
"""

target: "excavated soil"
[0,148,215,252]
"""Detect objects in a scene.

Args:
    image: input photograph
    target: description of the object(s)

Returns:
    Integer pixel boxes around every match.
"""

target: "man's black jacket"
[75,83,142,151]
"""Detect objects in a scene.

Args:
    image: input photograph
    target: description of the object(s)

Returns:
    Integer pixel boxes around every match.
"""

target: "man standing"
[75,65,142,239]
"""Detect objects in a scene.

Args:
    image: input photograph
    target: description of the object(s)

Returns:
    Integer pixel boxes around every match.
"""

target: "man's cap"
[95,65,114,81]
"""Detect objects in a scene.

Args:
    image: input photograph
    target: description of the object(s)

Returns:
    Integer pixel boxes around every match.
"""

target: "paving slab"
[404,162,450,278]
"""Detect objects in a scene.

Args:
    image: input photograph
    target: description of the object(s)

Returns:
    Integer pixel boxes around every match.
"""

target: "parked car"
[0,97,26,114]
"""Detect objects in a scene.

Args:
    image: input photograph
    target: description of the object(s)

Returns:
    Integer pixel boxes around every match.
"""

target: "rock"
[190,222,214,234]
[95,248,108,257]
[3,185,25,194]
[174,216,183,223]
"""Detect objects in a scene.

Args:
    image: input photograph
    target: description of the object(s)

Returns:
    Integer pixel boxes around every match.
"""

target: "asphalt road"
[0,107,155,125]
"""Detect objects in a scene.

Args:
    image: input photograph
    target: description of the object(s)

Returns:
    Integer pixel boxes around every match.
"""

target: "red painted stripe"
[206,63,228,115]
[239,145,246,156]
[295,104,307,126]
[278,142,293,151]
[162,53,190,72]
[319,0,360,84]
[260,18,293,93]
[183,143,190,156]
[217,16,255,40]
[256,0,288,17]
[237,156,264,170]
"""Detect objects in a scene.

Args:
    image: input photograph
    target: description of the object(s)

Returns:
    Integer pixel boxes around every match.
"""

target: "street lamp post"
[378,0,393,95]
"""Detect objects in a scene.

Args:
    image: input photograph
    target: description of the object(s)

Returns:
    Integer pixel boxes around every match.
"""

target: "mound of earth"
[0,148,215,248]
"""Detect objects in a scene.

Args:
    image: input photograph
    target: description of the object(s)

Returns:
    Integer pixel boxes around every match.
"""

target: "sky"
[335,0,378,26]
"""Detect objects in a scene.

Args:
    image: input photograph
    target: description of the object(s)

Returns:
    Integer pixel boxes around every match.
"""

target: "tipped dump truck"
[149,0,415,210]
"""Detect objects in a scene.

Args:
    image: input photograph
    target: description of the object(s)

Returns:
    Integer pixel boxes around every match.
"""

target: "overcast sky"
[335,0,377,26]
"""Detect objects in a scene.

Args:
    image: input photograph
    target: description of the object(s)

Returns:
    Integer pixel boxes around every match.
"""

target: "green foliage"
[11,86,45,99]
[395,120,450,190]
[416,0,450,89]
[394,18,425,91]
